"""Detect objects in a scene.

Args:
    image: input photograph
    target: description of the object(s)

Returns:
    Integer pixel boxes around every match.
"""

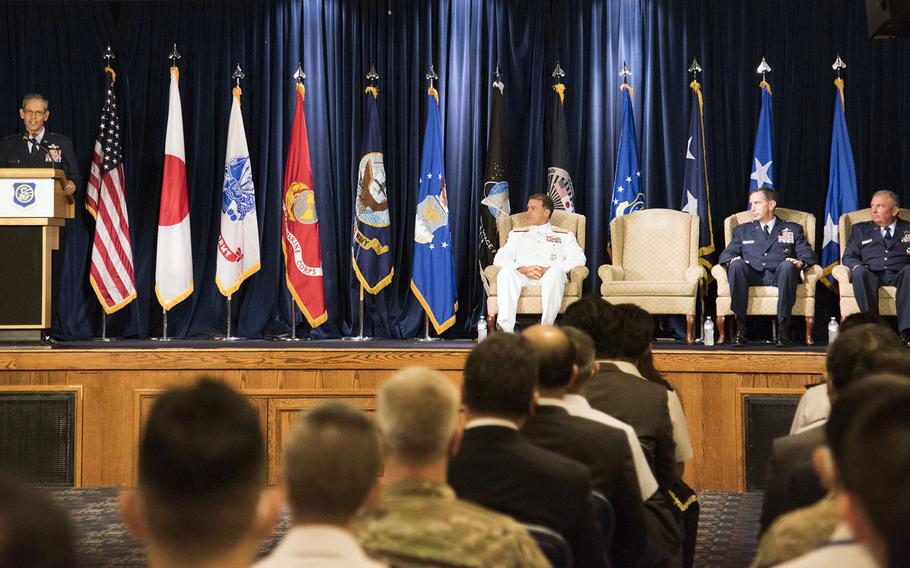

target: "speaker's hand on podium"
[62,179,76,196]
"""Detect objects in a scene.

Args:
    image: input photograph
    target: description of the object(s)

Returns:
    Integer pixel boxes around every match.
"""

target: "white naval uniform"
[493,222,586,332]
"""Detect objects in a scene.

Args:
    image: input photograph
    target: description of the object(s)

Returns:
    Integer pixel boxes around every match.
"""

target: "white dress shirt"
[790,383,830,435]
[562,394,659,500]
[255,525,386,568]
[604,360,694,462]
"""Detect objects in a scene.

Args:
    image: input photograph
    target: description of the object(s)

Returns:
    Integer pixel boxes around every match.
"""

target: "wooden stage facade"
[0,345,826,492]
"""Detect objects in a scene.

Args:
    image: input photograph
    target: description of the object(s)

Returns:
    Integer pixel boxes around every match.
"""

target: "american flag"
[87,67,136,314]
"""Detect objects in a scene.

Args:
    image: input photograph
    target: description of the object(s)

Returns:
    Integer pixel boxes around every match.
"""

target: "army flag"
[282,82,327,327]
[609,84,644,226]
[410,86,458,334]
[749,80,774,194]
[352,85,394,294]
[544,78,575,211]
[479,74,510,274]
[215,85,260,297]
[680,79,714,269]
[87,65,137,314]
[155,65,193,310]
[821,77,858,288]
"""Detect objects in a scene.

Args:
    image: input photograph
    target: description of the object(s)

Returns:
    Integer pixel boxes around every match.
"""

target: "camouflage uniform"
[354,479,549,568]
[751,493,838,568]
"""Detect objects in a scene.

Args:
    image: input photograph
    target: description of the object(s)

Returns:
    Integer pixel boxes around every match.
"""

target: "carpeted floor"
[49,488,763,567]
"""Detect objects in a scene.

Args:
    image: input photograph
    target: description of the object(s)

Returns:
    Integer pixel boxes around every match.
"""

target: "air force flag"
[821,78,858,287]
[609,84,644,228]
[410,86,458,334]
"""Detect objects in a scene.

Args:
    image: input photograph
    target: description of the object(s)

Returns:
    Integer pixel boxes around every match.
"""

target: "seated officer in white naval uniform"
[493,193,586,333]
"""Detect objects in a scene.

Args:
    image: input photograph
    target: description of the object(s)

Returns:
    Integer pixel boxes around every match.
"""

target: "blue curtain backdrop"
[3,0,908,339]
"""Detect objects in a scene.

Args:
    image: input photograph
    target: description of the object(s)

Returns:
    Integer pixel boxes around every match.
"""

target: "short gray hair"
[21,93,48,111]
[872,189,901,208]
[377,367,459,464]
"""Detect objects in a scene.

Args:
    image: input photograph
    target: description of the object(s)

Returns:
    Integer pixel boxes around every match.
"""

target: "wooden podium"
[0,169,75,334]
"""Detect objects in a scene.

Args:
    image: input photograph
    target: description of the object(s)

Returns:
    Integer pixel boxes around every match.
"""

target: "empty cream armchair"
[599,209,704,343]
[712,208,822,344]
[484,210,588,331]
[831,207,910,319]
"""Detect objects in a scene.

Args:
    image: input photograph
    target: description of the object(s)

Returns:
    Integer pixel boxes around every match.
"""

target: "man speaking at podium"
[0,93,80,196]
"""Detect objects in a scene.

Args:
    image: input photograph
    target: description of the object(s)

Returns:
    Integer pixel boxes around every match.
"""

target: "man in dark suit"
[718,189,817,345]
[842,190,910,346]
[519,324,665,568]
[448,332,608,568]
[759,323,910,534]
[0,93,80,196]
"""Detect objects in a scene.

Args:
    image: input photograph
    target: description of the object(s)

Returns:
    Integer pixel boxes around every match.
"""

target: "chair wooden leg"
[686,315,695,345]
[717,315,726,344]
[486,314,497,334]
[805,316,814,346]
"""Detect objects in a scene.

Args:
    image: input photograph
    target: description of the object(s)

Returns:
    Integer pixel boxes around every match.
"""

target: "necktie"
[28,138,35,155]
[764,224,771,237]
[884,227,892,247]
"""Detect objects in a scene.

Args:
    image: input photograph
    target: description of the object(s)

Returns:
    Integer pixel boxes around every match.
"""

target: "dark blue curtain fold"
[4,0,907,339]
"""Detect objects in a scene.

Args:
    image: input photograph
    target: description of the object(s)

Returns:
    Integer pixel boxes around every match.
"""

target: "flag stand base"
[217,296,241,341]
[152,307,173,341]
[415,316,440,342]
[281,299,304,341]
[343,285,371,341]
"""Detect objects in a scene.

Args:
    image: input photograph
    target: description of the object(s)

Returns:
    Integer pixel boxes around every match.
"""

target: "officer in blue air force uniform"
[842,190,910,347]
[0,93,80,196]
[718,189,816,345]
[493,193,586,333]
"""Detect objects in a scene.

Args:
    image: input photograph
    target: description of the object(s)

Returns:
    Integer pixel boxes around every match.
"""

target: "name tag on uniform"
[546,235,562,244]
[743,240,755,244]
[862,239,873,245]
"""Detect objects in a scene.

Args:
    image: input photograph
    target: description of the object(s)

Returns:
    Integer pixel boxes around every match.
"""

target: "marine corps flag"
[479,72,510,273]
[87,64,137,314]
[609,82,644,227]
[216,83,260,297]
[155,65,193,310]
[282,81,327,327]
[821,73,858,288]
[352,85,393,294]
[680,77,714,270]
[544,68,575,211]
[411,84,458,334]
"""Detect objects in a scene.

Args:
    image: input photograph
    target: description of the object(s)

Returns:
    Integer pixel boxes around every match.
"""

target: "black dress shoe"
[901,332,910,348]
[776,331,793,347]
[732,329,748,345]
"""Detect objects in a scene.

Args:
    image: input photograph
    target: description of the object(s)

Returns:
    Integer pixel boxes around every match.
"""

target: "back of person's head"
[826,375,910,568]
[561,326,596,390]
[135,379,266,561]
[284,403,381,525]
[522,324,576,390]
[559,295,613,356]
[604,303,655,361]
[838,312,892,332]
[0,470,75,568]
[377,367,459,465]
[463,333,538,420]
[636,350,674,391]
[826,324,909,394]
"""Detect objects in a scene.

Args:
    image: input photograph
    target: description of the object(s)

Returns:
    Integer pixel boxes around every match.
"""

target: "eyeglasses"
[22,109,47,118]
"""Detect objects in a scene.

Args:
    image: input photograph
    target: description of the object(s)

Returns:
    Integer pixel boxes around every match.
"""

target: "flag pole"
[219,64,246,342]
[417,64,441,343]
[281,63,308,343]
[96,46,117,344]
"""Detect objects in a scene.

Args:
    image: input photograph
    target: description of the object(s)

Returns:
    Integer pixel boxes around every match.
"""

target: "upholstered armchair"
[831,207,910,319]
[711,208,822,344]
[598,209,704,343]
[484,210,588,331]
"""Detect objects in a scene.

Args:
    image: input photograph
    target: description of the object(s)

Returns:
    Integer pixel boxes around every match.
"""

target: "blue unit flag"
[821,78,859,288]
[609,84,644,228]
[410,86,458,334]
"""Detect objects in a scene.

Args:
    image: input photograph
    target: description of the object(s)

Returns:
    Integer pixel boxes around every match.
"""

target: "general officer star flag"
[749,80,774,194]
[410,85,457,334]
[216,84,260,297]
[352,85,394,294]
[821,77,858,287]
[680,78,714,269]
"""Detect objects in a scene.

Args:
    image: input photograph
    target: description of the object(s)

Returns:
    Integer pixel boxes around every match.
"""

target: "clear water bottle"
[703,316,715,346]
[476,318,487,342]
[828,317,839,345]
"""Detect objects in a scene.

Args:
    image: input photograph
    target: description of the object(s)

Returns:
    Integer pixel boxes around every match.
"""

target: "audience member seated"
[256,402,384,567]
[773,375,910,567]
[448,332,608,568]
[0,469,76,568]
[354,367,548,568]
[120,379,279,568]
[788,312,893,435]
[759,325,910,534]
[519,324,666,567]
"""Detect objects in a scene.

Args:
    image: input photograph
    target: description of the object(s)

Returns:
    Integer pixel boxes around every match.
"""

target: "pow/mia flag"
[479,74,510,273]
[544,77,575,212]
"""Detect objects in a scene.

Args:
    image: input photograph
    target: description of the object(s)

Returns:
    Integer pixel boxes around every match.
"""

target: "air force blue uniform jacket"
[718,218,816,324]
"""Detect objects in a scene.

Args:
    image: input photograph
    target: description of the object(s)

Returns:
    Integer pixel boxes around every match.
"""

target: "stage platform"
[0,340,826,492]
